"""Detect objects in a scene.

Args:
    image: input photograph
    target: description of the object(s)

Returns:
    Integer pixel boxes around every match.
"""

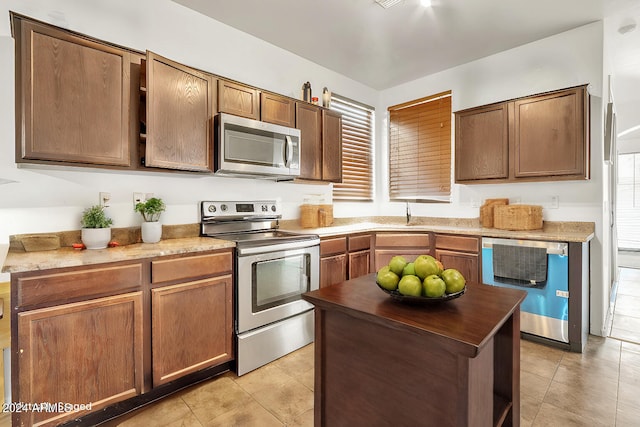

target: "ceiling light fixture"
[375,0,403,9]
[421,0,432,6]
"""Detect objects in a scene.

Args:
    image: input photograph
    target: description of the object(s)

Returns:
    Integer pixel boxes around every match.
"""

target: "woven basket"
[479,198,509,228]
[300,205,320,228]
[300,204,334,228]
[493,205,543,230]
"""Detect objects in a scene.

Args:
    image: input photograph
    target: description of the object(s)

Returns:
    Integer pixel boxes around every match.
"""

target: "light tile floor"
[610,267,640,345]
[116,267,640,427]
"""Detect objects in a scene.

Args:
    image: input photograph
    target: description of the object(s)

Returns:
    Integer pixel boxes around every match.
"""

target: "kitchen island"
[302,274,526,427]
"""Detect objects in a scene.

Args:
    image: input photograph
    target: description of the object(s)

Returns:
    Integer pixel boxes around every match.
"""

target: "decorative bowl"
[376,282,466,305]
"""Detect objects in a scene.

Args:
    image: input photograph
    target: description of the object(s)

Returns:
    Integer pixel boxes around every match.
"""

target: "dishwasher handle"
[482,237,568,256]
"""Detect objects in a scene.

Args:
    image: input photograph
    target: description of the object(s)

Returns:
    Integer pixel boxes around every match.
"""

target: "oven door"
[236,240,319,334]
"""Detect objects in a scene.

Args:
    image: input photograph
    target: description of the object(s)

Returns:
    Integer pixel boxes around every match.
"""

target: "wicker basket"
[479,198,509,228]
[300,204,334,228]
[493,205,543,230]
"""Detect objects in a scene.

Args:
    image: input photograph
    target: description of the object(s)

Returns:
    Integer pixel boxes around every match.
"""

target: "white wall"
[0,2,610,335]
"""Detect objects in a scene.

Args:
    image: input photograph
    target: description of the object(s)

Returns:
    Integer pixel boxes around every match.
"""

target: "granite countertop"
[3,237,235,274]
[3,216,594,275]
[279,216,595,243]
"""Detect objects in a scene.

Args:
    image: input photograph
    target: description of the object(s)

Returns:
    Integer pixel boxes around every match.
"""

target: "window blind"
[331,94,375,201]
[388,91,452,202]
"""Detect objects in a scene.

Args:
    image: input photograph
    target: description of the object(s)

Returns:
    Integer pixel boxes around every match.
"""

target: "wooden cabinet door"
[374,250,430,271]
[296,102,323,180]
[320,254,347,288]
[349,250,370,280]
[322,109,343,182]
[17,292,143,426]
[261,92,295,127]
[218,79,259,120]
[435,250,479,283]
[151,275,233,386]
[514,86,588,179]
[145,51,214,172]
[455,102,509,181]
[16,18,132,167]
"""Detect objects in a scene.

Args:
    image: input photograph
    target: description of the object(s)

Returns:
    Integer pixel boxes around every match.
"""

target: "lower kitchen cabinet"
[320,237,347,288]
[374,232,431,270]
[320,234,372,288]
[150,250,234,386]
[10,249,234,425]
[434,234,481,283]
[17,292,144,426]
[152,275,233,386]
[348,234,372,279]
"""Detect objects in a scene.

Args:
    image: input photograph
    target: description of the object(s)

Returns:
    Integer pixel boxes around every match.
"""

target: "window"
[388,91,452,202]
[330,93,375,201]
[617,152,640,250]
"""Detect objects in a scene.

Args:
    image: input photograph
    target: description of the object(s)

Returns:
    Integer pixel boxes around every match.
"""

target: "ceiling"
[173,0,640,140]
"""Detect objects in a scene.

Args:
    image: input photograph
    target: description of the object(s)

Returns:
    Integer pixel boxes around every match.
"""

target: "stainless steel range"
[200,200,319,375]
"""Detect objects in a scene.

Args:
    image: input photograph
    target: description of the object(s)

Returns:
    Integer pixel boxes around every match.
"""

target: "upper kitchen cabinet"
[513,86,588,179]
[261,92,295,127]
[455,102,509,181]
[455,85,589,183]
[143,51,215,172]
[218,79,260,120]
[296,102,342,182]
[322,109,343,182]
[13,15,135,168]
[296,102,323,179]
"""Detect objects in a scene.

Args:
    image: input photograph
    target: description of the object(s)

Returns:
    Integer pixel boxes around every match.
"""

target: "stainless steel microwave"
[215,113,301,180]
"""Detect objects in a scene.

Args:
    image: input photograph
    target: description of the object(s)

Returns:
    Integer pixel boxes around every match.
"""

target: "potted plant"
[80,205,113,249]
[135,197,166,243]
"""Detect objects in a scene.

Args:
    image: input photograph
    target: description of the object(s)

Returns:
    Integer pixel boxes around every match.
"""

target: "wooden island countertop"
[303,274,526,427]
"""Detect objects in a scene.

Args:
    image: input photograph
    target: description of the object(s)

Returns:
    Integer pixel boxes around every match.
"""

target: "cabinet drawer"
[152,251,233,284]
[435,235,479,253]
[320,237,347,256]
[17,263,143,308]
[348,234,371,252]
[376,233,430,248]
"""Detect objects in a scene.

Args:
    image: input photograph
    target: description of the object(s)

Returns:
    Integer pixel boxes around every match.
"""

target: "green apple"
[441,268,466,294]
[388,255,408,276]
[414,254,441,279]
[423,274,446,297]
[398,275,422,296]
[376,266,400,291]
[402,262,416,276]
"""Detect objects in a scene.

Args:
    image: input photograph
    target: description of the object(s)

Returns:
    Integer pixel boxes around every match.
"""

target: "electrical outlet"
[133,192,145,208]
[550,195,559,209]
[99,192,111,208]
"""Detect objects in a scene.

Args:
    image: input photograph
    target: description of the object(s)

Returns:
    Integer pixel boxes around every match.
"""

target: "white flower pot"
[141,222,162,243]
[81,228,111,249]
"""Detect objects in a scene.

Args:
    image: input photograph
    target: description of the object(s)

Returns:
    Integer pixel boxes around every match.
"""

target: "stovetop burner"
[200,200,318,248]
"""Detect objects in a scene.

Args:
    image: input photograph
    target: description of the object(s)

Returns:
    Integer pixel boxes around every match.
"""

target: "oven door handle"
[237,238,320,256]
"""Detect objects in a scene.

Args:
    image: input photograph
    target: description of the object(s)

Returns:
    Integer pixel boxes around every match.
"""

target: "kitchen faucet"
[406,201,411,224]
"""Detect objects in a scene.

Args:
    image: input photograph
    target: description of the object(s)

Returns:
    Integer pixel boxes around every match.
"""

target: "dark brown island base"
[302,274,527,427]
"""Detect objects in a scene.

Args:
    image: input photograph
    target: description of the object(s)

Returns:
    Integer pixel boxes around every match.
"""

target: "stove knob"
[208,205,216,213]
[271,205,276,212]
[221,204,228,212]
